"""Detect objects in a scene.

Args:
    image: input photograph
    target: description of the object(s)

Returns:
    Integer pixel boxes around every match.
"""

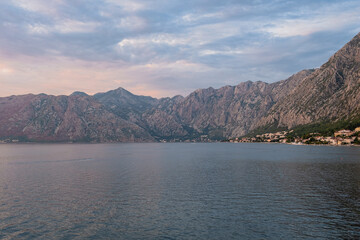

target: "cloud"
[0,0,360,98]
[0,63,14,74]
[117,34,187,48]
[10,0,63,16]
[264,9,360,38]
[27,20,100,35]
[104,0,146,12]
[54,19,100,34]
[27,23,50,35]
[199,49,244,56]
[116,16,147,31]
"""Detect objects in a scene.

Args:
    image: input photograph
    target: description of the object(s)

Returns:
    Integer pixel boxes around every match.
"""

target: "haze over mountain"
[0,33,359,142]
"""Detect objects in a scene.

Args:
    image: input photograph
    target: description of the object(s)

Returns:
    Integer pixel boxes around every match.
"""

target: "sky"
[0,0,360,98]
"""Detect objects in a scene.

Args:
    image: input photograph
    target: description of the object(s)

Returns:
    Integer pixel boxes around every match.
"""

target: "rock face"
[256,32,360,129]
[0,94,154,142]
[94,87,158,122]
[168,69,314,138]
[94,88,189,139]
[0,32,359,142]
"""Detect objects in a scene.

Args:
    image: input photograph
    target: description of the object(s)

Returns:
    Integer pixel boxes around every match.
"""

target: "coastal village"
[228,127,360,146]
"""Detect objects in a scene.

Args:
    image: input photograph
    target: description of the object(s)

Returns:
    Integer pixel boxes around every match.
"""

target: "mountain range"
[1,32,360,142]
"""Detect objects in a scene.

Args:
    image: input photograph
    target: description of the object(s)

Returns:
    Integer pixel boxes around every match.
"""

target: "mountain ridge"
[1,32,359,142]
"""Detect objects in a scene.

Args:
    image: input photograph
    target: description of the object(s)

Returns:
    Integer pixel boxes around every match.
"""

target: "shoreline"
[0,141,359,147]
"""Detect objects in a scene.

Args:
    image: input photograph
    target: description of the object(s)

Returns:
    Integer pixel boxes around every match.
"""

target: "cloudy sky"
[0,0,359,98]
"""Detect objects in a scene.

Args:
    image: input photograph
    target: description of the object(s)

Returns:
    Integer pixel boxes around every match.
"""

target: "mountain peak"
[70,91,88,97]
[329,32,360,64]
[113,87,133,95]
[172,95,184,101]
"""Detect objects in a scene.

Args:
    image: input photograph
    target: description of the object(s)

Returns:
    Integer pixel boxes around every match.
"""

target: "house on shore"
[334,129,354,137]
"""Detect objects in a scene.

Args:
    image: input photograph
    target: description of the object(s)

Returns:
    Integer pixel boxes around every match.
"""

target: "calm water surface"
[0,143,360,239]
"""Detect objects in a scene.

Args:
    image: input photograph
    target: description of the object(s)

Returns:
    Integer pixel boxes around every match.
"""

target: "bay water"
[0,143,360,239]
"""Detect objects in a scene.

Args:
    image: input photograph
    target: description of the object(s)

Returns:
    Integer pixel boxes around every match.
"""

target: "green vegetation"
[245,121,288,137]
[287,116,360,138]
[304,137,328,145]
[241,115,360,146]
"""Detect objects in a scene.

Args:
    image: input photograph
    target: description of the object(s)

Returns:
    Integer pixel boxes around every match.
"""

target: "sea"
[0,143,360,239]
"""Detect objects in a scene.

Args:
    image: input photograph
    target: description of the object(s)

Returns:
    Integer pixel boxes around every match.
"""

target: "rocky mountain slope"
[0,93,154,142]
[0,32,359,142]
[166,69,313,138]
[256,32,360,129]
[94,87,158,122]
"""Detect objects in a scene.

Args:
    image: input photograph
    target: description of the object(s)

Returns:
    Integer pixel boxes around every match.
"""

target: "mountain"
[256,32,360,130]
[164,69,314,138]
[94,88,189,139]
[0,32,359,142]
[94,87,158,121]
[0,93,154,142]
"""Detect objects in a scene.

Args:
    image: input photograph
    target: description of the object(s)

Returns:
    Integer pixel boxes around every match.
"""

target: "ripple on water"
[0,143,360,239]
